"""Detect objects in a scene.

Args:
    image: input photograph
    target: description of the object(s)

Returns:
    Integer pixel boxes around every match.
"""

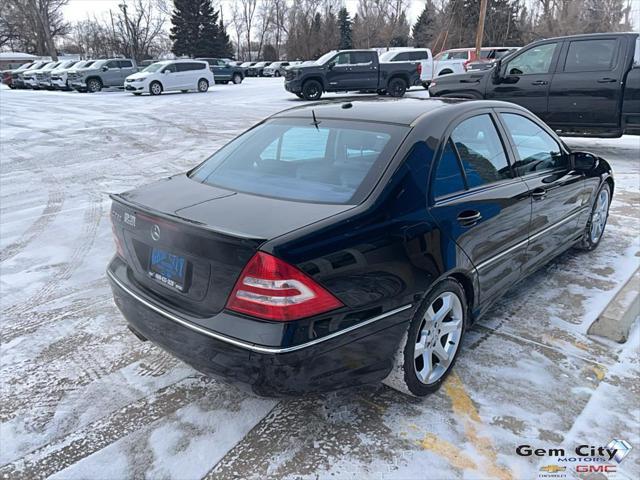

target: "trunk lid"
[111,174,351,316]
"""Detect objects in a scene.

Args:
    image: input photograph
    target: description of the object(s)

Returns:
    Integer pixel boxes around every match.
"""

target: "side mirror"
[327,62,335,70]
[102,66,109,72]
[572,151,598,171]
[163,69,170,74]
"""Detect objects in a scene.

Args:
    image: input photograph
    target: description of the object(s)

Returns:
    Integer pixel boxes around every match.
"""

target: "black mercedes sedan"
[107,98,613,396]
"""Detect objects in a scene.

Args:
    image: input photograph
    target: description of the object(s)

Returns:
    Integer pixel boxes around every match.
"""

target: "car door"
[161,63,179,89]
[547,36,625,129]
[102,60,121,86]
[213,59,231,80]
[496,110,587,275]
[427,111,532,308]
[325,52,356,89]
[486,41,562,120]
[118,60,135,82]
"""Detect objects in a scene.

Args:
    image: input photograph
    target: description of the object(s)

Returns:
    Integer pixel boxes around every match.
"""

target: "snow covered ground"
[0,79,639,480]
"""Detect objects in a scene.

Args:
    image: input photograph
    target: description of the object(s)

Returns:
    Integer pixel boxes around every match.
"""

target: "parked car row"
[2,58,220,96]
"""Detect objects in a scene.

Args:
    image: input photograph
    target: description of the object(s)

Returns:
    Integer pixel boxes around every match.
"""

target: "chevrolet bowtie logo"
[540,465,566,473]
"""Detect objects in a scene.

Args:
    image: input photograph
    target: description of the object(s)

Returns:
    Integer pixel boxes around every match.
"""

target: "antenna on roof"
[311,109,320,130]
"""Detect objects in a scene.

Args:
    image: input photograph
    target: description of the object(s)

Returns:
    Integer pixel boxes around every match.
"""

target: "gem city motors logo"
[517,439,633,479]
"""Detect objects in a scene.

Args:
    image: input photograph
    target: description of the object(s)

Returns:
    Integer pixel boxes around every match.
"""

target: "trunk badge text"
[151,224,161,241]
[124,212,136,227]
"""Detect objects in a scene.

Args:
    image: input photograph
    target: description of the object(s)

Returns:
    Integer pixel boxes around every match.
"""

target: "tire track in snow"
[0,377,212,479]
[1,197,104,337]
[0,189,65,263]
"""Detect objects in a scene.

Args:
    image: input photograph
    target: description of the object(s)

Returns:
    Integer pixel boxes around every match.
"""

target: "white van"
[124,60,214,96]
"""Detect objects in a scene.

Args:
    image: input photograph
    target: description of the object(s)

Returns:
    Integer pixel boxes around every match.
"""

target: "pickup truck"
[69,58,138,92]
[429,33,640,137]
[284,49,421,100]
[196,58,244,84]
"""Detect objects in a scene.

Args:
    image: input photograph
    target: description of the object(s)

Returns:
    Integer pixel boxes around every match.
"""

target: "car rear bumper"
[107,257,413,396]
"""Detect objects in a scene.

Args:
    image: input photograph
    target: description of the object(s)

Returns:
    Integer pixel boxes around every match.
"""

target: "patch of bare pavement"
[1,83,638,479]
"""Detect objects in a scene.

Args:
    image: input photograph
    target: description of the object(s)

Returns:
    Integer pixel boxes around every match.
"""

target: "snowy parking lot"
[1,78,639,479]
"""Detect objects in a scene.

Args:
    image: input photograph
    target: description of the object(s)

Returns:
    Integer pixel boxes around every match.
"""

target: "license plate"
[148,248,186,291]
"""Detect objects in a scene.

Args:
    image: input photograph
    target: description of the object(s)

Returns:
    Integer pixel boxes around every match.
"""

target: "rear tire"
[149,81,162,96]
[232,73,242,84]
[87,78,102,93]
[383,279,467,397]
[274,71,281,77]
[387,77,407,97]
[197,78,209,92]
[302,79,322,101]
[577,183,611,251]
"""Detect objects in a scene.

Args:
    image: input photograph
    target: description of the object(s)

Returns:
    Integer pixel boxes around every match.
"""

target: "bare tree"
[254,0,274,59]
[109,0,167,62]
[239,0,258,60]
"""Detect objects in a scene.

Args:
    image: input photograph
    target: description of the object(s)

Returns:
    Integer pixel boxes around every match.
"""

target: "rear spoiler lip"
[108,192,266,242]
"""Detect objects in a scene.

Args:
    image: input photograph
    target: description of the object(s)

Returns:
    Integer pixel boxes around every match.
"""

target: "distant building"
[0,52,40,70]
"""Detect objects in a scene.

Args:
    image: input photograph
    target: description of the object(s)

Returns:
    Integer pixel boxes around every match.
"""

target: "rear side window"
[433,140,466,198]
[500,113,567,174]
[177,62,206,71]
[564,39,617,72]
[351,52,375,64]
[394,52,410,61]
[190,119,408,204]
[410,51,428,61]
[451,114,511,188]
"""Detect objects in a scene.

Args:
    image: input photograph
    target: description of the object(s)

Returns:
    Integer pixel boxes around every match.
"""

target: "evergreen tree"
[412,1,436,48]
[337,7,352,50]
[170,0,232,58]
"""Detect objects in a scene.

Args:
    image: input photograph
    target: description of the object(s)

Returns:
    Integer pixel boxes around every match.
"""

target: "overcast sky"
[62,0,639,29]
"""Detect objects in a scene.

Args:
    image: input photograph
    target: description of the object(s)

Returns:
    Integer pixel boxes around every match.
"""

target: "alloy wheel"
[151,82,162,95]
[590,188,610,243]
[414,291,464,385]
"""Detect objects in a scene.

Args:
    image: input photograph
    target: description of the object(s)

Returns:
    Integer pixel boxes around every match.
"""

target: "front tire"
[149,81,162,96]
[87,78,103,93]
[384,279,467,396]
[387,77,407,97]
[302,79,322,101]
[197,79,209,92]
[578,183,611,251]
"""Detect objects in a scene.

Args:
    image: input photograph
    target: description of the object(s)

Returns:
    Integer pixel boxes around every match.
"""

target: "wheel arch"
[448,272,476,323]
[387,73,410,89]
[303,76,326,91]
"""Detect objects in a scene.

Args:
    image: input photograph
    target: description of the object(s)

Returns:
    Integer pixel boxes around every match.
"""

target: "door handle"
[597,78,617,83]
[531,80,548,86]
[531,188,547,200]
[457,210,482,227]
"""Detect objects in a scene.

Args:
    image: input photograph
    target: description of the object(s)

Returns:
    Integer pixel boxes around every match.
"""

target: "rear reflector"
[226,252,343,321]
[417,63,422,76]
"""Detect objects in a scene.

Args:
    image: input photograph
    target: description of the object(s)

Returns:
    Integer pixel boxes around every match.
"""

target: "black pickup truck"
[284,49,421,100]
[429,32,640,137]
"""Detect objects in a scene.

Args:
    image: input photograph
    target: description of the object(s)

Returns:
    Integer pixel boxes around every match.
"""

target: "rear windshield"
[189,118,409,204]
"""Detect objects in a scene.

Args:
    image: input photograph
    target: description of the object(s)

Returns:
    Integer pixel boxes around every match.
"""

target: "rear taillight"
[416,63,422,76]
[226,252,343,321]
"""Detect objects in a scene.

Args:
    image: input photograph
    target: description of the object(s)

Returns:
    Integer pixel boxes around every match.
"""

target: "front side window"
[564,39,617,72]
[506,42,558,75]
[190,119,408,204]
[451,114,511,188]
[433,140,466,198]
[163,63,177,73]
[500,113,567,175]
[119,60,133,68]
[104,61,119,69]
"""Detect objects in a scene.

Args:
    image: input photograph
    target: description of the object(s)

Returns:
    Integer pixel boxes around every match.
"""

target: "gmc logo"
[576,465,617,473]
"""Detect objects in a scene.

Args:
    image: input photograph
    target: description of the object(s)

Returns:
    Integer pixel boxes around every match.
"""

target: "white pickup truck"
[379,47,467,89]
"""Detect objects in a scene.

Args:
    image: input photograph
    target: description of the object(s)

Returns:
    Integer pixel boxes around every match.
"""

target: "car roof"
[270,98,528,126]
